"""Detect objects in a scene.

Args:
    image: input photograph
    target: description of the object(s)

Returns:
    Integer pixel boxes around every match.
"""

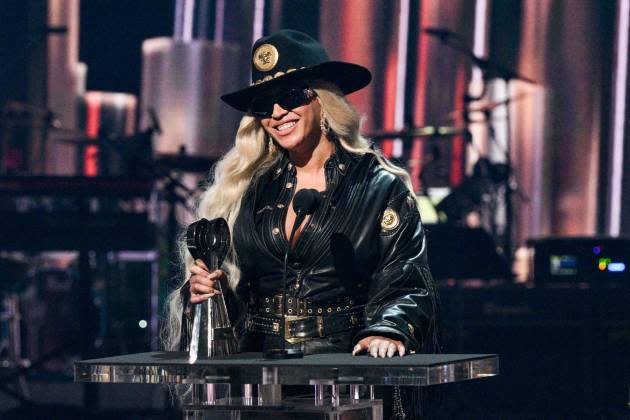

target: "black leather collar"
[270,140,359,180]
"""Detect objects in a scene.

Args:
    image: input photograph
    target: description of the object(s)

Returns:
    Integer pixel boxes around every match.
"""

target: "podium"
[75,352,498,419]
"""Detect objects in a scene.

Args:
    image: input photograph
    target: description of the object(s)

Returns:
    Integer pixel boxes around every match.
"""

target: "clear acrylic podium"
[75,352,498,419]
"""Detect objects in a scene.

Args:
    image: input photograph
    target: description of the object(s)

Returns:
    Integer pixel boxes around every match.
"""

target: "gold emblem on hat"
[253,44,279,72]
[381,208,400,231]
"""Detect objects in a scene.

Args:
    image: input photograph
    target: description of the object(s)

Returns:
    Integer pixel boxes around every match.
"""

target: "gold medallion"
[381,208,400,231]
[253,44,279,72]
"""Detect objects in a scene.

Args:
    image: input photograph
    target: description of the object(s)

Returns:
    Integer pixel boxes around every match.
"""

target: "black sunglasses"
[249,88,315,118]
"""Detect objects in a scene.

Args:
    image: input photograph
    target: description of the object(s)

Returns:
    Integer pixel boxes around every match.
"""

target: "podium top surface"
[75,352,498,386]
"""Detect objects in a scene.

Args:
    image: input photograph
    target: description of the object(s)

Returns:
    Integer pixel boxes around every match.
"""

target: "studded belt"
[245,309,364,344]
[255,294,359,317]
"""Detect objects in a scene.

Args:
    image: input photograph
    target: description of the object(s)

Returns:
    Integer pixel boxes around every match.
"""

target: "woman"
[164,29,438,361]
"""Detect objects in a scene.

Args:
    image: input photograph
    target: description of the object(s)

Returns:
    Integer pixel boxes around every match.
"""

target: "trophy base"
[263,348,304,359]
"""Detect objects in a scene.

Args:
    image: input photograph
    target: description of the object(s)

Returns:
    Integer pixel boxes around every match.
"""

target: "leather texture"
[232,145,437,352]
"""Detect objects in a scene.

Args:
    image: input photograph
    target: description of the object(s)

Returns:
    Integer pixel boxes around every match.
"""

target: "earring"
[267,134,275,149]
[320,109,329,136]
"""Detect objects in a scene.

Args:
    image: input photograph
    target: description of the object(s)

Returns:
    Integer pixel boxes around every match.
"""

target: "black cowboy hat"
[221,29,372,112]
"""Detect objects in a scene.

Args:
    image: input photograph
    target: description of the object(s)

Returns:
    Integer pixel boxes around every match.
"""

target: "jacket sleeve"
[353,181,438,353]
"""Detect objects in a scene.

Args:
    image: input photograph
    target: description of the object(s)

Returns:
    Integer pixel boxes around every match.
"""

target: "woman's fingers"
[189,267,225,285]
[369,341,379,357]
[187,261,226,304]
[194,259,209,271]
[386,343,396,358]
[190,293,214,304]
[189,272,219,292]
[351,336,406,358]
[190,265,224,278]
[188,265,226,298]
[397,343,406,357]
[189,275,220,294]
[378,340,389,358]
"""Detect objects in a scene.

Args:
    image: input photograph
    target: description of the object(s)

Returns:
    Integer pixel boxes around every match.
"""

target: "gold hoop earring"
[320,109,329,135]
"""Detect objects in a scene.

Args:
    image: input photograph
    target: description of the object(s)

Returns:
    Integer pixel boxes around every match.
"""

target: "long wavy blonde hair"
[161,81,416,351]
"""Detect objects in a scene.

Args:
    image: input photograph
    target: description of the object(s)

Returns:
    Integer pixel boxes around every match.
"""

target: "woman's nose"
[271,103,288,119]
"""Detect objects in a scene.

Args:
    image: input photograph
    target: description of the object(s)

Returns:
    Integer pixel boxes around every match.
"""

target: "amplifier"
[527,236,630,285]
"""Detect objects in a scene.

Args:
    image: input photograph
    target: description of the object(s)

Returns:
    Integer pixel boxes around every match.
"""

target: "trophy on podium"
[186,218,237,363]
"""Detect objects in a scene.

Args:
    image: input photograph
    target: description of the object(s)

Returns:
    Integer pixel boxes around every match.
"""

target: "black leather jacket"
[232,146,438,352]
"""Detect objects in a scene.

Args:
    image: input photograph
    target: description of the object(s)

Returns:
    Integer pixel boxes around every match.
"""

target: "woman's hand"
[189,259,225,304]
[352,336,405,358]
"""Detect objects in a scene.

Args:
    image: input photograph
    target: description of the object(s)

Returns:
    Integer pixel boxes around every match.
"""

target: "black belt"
[246,310,364,344]
[254,294,360,317]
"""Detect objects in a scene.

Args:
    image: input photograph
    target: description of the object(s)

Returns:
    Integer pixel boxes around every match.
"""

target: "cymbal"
[366,125,469,140]
[447,92,529,120]
[423,28,538,84]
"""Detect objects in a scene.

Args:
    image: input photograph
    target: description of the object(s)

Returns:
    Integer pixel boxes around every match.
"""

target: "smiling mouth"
[276,121,297,132]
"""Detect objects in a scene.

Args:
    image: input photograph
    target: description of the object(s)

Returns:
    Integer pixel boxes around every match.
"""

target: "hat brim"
[221,61,371,112]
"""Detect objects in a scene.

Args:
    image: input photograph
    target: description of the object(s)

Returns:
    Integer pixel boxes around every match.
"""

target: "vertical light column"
[410,1,431,192]
[174,0,195,42]
[513,2,553,242]
[46,0,84,174]
[392,0,410,158]
[467,0,490,169]
[381,0,402,157]
[213,0,225,45]
[252,0,265,47]
[608,0,629,236]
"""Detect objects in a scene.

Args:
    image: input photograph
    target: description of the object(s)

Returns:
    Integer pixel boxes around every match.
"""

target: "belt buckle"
[284,315,310,344]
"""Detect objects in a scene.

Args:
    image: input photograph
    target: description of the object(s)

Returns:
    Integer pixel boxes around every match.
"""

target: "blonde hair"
[161,81,417,351]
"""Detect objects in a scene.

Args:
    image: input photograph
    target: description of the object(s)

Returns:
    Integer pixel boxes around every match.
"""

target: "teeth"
[277,121,297,131]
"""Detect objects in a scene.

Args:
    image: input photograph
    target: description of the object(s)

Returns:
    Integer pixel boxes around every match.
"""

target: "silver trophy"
[186,218,237,363]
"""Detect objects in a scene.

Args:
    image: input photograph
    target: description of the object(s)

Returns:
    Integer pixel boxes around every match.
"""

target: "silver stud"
[276,167,282,173]
[327,308,332,313]
[288,298,292,303]
[286,182,293,188]
[277,203,285,208]
[338,163,345,170]
[272,227,280,235]
[265,297,270,302]
[318,308,323,314]
[265,308,270,313]
[337,307,341,312]
[308,309,313,314]
[287,163,293,169]
[288,309,293,314]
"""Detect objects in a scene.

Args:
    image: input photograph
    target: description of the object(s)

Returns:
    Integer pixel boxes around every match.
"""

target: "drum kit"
[363,27,537,279]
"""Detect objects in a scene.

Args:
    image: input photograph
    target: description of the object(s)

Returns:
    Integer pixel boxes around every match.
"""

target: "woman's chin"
[275,133,305,152]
